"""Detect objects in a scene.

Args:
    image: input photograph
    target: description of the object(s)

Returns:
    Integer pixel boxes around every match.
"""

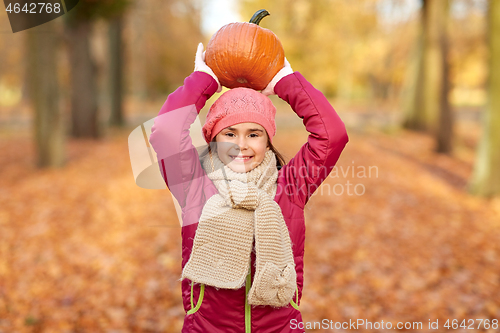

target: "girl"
[149,43,349,333]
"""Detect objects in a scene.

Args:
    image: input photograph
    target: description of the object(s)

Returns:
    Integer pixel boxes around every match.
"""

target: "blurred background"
[1,0,500,332]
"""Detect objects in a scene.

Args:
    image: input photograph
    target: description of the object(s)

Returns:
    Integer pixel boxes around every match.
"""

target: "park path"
[0,104,499,332]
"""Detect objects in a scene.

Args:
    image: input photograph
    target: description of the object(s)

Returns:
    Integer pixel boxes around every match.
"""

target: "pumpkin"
[205,9,285,91]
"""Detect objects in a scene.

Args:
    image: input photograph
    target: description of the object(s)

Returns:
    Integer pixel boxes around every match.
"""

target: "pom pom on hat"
[202,88,276,144]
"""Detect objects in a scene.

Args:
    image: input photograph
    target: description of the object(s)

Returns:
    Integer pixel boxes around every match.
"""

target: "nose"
[235,136,248,151]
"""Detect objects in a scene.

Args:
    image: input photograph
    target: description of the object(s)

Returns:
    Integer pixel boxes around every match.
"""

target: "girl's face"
[214,122,270,173]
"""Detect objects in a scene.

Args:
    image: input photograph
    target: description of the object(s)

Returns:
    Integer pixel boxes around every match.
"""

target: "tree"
[26,20,65,168]
[435,0,452,154]
[108,14,125,127]
[65,16,99,138]
[403,0,450,137]
[468,0,500,197]
[64,0,131,138]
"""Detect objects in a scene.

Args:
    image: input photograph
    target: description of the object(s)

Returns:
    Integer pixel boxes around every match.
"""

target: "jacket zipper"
[245,263,251,333]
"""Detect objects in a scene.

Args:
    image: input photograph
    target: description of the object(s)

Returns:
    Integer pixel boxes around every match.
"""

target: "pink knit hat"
[202,88,276,144]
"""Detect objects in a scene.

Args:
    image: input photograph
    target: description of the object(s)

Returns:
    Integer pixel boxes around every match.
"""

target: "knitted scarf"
[180,148,296,307]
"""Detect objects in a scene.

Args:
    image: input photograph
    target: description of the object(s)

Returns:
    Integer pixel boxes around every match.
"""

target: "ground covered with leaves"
[0,117,499,332]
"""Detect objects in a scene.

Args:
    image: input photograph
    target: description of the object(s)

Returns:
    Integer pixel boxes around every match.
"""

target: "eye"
[225,132,235,137]
[249,133,259,138]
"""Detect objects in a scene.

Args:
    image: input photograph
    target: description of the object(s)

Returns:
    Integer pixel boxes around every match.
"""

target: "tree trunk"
[129,2,147,100]
[403,0,448,134]
[436,1,452,154]
[402,8,425,131]
[468,0,500,197]
[26,20,65,168]
[66,20,100,138]
[108,15,125,127]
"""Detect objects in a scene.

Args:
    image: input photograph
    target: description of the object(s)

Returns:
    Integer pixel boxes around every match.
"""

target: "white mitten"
[261,57,294,96]
[194,42,222,93]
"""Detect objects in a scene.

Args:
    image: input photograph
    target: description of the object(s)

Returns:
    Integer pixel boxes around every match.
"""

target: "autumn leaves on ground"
[1,108,500,333]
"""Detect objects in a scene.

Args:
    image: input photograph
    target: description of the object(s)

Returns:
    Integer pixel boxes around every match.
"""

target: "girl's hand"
[194,42,222,93]
[261,57,294,96]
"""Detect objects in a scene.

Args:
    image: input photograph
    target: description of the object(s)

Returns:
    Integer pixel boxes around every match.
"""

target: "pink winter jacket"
[149,71,349,333]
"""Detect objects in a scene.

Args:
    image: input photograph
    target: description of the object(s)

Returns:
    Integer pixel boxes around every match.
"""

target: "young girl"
[149,43,349,333]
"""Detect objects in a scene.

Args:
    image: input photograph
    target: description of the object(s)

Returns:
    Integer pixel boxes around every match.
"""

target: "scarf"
[180,148,296,307]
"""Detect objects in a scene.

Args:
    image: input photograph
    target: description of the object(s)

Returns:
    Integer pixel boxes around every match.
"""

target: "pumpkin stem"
[249,9,270,25]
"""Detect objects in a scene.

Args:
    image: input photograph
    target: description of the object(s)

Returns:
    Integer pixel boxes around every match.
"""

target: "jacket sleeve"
[274,72,349,208]
[148,71,219,214]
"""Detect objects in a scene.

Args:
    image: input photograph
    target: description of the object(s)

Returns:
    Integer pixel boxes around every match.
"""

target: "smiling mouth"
[229,155,253,162]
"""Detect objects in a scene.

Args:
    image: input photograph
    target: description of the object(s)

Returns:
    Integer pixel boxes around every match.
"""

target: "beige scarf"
[180,148,296,307]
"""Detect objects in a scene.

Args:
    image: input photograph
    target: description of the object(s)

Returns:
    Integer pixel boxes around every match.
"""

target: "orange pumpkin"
[205,9,285,91]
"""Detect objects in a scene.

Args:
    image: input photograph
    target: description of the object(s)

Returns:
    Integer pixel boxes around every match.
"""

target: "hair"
[198,136,287,170]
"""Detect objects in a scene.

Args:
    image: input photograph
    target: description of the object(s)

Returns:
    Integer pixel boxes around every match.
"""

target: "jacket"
[149,71,349,332]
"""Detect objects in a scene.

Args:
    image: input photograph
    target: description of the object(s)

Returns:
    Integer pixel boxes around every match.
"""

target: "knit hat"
[202,88,277,144]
